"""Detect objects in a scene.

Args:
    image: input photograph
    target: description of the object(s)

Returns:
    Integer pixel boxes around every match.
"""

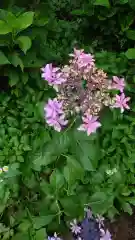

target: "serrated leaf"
[8,70,19,87]
[17,12,34,31]
[16,36,32,54]
[33,215,54,229]
[125,48,135,59]
[0,20,12,34]
[93,0,110,7]
[0,51,10,65]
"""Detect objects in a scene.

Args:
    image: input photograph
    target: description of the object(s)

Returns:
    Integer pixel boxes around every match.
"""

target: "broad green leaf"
[50,169,65,190]
[18,219,31,232]
[8,53,24,71]
[33,215,54,229]
[125,48,135,59]
[118,0,128,3]
[11,233,29,240]
[89,192,113,214]
[0,51,10,65]
[33,151,56,171]
[16,36,32,54]
[71,9,86,15]
[129,0,135,10]
[21,72,28,84]
[64,156,84,183]
[17,12,34,31]
[121,202,133,215]
[0,20,12,34]
[35,228,46,240]
[8,70,19,87]
[93,0,110,7]
[126,30,135,40]
[34,15,49,26]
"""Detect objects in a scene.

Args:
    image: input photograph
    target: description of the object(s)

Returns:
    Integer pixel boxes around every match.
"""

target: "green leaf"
[0,20,12,34]
[16,36,32,54]
[64,156,84,183]
[0,51,10,65]
[126,30,135,40]
[17,12,34,31]
[93,0,110,7]
[11,233,29,240]
[8,70,19,87]
[125,48,135,59]
[8,53,24,71]
[18,219,31,232]
[50,169,65,190]
[35,228,46,240]
[129,0,135,10]
[21,72,28,84]
[122,202,133,215]
[33,215,54,229]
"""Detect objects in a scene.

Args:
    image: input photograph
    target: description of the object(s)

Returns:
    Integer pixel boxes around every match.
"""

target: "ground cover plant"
[1,0,135,239]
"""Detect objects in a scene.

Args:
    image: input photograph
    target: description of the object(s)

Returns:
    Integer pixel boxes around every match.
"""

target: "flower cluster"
[69,209,112,240]
[41,48,130,135]
[47,209,111,240]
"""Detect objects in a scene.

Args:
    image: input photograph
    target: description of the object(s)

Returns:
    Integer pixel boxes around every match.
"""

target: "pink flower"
[41,63,66,86]
[69,48,95,69]
[69,48,84,59]
[111,76,125,92]
[44,99,68,131]
[112,93,130,113]
[70,219,81,235]
[46,114,68,132]
[78,114,101,136]
[78,52,95,68]
[44,99,63,118]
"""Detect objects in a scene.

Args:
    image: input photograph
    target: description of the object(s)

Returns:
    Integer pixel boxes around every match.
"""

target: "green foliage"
[1,0,135,238]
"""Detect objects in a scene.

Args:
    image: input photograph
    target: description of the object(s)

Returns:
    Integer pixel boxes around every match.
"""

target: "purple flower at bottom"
[100,229,111,240]
[70,219,82,235]
[48,232,62,240]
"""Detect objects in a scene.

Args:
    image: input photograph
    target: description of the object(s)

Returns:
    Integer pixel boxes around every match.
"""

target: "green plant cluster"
[1,0,135,239]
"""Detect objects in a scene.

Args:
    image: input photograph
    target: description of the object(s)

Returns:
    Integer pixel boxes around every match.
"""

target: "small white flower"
[70,219,81,235]
[3,166,9,172]
[0,168,3,174]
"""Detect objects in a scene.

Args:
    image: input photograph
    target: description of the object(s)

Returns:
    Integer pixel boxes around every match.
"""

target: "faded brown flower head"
[57,61,113,116]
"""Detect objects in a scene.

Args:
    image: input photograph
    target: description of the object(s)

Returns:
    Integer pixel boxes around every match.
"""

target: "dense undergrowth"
[0,0,135,239]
